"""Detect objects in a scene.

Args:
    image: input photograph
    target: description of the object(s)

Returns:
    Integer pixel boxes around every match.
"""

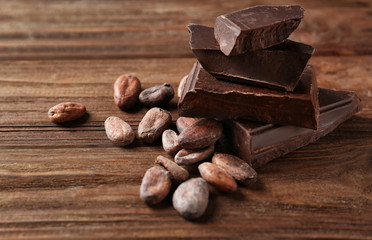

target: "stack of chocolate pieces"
[178,5,361,168]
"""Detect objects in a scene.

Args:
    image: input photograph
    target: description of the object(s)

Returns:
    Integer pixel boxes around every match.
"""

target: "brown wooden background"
[0,0,371,239]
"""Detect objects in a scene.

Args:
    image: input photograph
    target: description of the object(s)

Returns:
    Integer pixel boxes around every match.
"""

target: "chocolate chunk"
[188,24,313,91]
[178,62,319,129]
[214,5,304,55]
[224,88,362,168]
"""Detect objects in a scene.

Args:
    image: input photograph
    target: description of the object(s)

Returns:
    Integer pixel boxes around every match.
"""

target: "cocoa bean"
[178,119,223,149]
[138,107,172,143]
[177,75,188,98]
[104,116,135,146]
[198,162,237,192]
[162,129,180,156]
[172,178,209,220]
[114,74,141,110]
[48,102,86,123]
[140,166,171,205]
[176,117,200,133]
[139,83,174,107]
[155,155,189,183]
[174,145,214,165]
[212,153,257,186]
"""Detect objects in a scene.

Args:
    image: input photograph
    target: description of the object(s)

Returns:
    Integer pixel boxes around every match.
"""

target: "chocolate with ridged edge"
[188,24,313,91]
[178,62,319,129]
[214,5,304,56]
[224,88,362,168]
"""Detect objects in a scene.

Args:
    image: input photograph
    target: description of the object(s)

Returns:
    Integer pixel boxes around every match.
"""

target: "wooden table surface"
[1,0,371,239]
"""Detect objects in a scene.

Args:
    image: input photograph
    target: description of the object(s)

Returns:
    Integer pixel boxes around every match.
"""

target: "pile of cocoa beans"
[48,74,257,220]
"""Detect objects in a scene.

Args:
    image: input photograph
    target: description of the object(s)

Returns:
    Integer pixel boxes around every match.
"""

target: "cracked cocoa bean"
[138,107,172,143]
[178,119,223,149]
[174,145,214,165]
[104,116,135,146]
[114,74,141,110]
[140,165,172,205]
[155,155,189,183]
[198,162,237,192]
[48,102,86,123]
[139,83,174,107]
[172,178,209,220]
[212,153,257,186]
[162,129,180,156]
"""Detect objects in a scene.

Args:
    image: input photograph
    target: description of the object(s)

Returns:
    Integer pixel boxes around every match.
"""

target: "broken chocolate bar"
[178,62,319,129]
[188,24,313,91]
[224,88,362,168]
[215,5,305,56]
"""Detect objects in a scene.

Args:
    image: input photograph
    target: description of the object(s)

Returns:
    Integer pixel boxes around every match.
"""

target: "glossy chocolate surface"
[189,24,313,91]
[224,88,362,168]
[178,62,319,129]
[214,5,304,55]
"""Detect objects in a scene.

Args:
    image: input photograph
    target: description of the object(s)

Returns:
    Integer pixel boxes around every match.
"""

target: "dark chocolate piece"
[224,88,362,168]
[214,5,304,56]
[178,62,319,129]
[188,24,313,91]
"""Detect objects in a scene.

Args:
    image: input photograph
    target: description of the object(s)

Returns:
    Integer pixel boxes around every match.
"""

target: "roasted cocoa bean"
[139,83,174,107]
[176,117,200,133]
[198,162,237,192]
[174,145,214,165]
[212,153,257,186]
[178,119,223,149]
[162,129,180,156]
[104,116,135,146]
[140,166,172,205]
[138,107,172,143]
[114,74,141,110]
[155,155,189,183]
[177,75,188,98]
[48,102,86,123]
[172,178,209,220]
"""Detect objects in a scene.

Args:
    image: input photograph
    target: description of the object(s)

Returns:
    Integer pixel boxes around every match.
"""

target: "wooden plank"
[0,57,371,238]
[0,56,371,126]
[0,0,371,60]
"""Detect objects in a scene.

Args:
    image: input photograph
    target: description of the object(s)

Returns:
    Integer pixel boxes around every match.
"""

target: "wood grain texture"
[0,0,372,239]
[0,0,371,60]
[0,57,371,239]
